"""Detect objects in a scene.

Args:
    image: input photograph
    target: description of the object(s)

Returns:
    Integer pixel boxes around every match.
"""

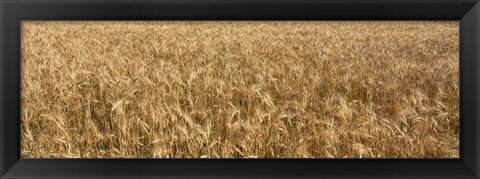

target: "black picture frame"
[1,0,479,178]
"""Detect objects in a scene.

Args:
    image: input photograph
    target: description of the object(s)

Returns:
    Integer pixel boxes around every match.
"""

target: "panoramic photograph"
[20,21,459,158]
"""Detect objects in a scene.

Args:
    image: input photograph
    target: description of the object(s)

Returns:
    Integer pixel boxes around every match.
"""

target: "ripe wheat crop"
[21,21,459,158]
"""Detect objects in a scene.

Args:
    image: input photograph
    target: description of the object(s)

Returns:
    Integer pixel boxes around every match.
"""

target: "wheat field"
[21,21,459,158]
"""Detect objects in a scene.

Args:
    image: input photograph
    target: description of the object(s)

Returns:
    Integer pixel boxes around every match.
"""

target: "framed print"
[1,0,479,178]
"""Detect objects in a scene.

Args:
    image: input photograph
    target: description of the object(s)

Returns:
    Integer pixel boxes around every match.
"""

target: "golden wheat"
[20,21,459,158]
